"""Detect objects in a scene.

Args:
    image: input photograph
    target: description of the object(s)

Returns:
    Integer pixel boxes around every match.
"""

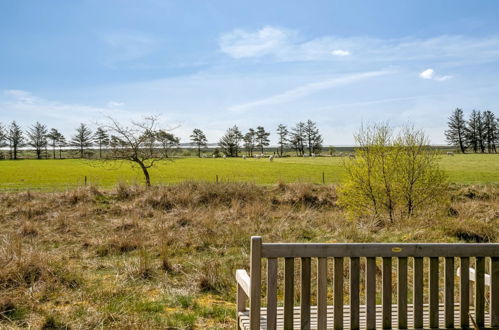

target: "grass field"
[0,183,497,328]
[0,154,498,189]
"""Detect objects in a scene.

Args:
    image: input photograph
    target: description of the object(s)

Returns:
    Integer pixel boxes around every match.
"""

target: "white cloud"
[419,68,435,79]
[0,91,142,137]
[3,89,36,104]
[419,68,452,81]
[331,49,350,56]
[219,27,499,65]
[106,100,125,108]
[229,70,391,112]
[218,26,292,58]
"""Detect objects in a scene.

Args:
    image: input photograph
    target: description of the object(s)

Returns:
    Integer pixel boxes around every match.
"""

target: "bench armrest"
[236,269,251,297]
[457,267,491,287]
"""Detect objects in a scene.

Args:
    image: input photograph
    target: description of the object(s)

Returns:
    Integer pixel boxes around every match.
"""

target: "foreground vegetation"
[0,182,497,329]
[0,154,498,190]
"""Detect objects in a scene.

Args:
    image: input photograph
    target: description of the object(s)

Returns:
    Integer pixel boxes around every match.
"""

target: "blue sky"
[1,0,499,145]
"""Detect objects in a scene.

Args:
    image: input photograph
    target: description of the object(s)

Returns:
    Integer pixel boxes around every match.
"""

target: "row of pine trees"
[445,109,498,153]
[0,119,323,160]
[218,120,323,157]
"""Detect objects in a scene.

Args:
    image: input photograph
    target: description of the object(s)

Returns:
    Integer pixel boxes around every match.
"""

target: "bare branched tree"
[102,116,172,187]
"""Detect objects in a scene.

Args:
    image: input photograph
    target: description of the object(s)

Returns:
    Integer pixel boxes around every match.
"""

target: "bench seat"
[239,304,493,329]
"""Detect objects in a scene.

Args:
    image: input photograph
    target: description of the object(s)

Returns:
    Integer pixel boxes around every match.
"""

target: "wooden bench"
[236,236,499,329]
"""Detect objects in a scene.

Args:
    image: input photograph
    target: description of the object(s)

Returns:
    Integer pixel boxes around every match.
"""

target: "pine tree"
[483,111,497,153]
[71,123,93,158]
[190,128,207,157]
[276,124,288,157]
[465,110,481,153]
[0,122,6,159]
[58,135,67,159]
[304,119,323,155]
[218,126,243,157]
[93,127,110,159]
[27,122,48,159]
[156,130,180,158]
[444,108,467,153]
[7,121,24,160]
[290,122,306,156]
[243,128,256,157]
[255,126,270,154]
[46,128,63,159]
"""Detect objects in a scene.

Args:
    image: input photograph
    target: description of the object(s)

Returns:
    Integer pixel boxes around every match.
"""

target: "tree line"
[0,119,323,160]
[445,108,498,153]
[218,120,323,157]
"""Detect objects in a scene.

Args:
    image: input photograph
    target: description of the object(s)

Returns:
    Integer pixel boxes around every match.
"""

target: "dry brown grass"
[0,182,497,329]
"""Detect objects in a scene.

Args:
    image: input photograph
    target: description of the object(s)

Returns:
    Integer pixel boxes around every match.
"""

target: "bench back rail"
[236,236,499,330]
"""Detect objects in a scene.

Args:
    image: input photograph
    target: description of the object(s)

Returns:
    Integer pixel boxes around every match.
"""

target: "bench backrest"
[247,236,499,329]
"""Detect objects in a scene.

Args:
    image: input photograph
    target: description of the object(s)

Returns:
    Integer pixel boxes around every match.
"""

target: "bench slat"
[444,257,455,328]
[267,258,278,330]
[382,257,392,329]
[460,257,470,328]
[333,257,344,330]
[413,257,424,329]
[301,257,311,330]
[429,257,439,329]
[475,256,485,327]
[261,243,499,258]
[366,257,376,330]
[350,257,360,330]
[317,257,327,330]
[492,257,499,327]
[250,237,262,330]
[398,257,408,329]
[284,257,294,330]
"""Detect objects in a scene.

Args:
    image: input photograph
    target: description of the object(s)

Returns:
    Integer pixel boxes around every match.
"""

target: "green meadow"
[0,154,498,190]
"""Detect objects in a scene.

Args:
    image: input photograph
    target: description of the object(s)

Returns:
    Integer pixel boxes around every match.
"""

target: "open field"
[0,154,498,190]
[0,182,497,329]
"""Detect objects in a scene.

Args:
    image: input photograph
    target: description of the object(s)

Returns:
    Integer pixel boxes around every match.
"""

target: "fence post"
[84,176,87,186]
[216,175,219,183]
[322,172,325,184]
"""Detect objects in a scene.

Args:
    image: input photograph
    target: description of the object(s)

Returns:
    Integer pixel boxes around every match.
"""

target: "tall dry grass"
[0,182,497,329]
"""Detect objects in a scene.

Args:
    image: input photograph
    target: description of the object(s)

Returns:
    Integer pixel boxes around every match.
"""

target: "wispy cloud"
[106,100,125,108]
[419,68,452,81]
[3,89,37,104]
[219,26,499,65]
[0,90,141,136]
[229,70,392,112]
[219,26,292,58]
[101,31,159,65]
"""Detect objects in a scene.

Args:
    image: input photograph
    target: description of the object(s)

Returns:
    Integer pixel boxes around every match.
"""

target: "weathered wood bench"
[236,236,499,329]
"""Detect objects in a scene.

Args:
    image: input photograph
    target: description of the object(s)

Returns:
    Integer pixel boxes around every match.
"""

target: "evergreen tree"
[444,108,467,153]
[58,134,67,159]
[0,122,6,159]
[46,128,64,159]
[255,126,270,154]
[243,128,256,156]
[7,121,24,160]
[156,130,180,158]
[71,123,93,158]
[93,127,110,159]
[276,124,288,157]
[289,122,306,156]
[465,110,481,153]
[27,122,48,159]
[218,126,243,157]
[304,119,323,155]
[483,110,497,153]
[190,128,207,157]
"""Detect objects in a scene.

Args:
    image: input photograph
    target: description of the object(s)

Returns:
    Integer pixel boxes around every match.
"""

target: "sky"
[1,0,499,145]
